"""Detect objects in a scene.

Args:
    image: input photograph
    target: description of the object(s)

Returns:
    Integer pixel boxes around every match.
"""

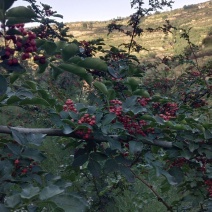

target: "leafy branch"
[0,126,173,148]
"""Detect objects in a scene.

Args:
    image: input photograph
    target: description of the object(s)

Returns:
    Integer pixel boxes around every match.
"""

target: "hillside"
[66,1,212,59]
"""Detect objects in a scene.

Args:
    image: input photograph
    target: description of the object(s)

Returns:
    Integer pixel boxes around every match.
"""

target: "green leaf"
[37,61,48,73]
[118,165,135,182]
[108,138,122,151]
[102,113,116,125]
[68,56,82,64]
[160,169,177,185]
[122,96,137,108]
[16,89,33,99]
[35,39,46,48]
[87,159,101,177]
[72,154,88,167]
[101,125,110,134]
[19,98,50,106]
[55,41,67,53]
[11,128,27,145]
[115,155,131,166]
[104,159,119,173]
[6,6,37,25]
[127,77,139,91]
[0,204,9,212]
[50,113,63,127]
[108,66,125,79]
[107,89,116,100]
[7,142,22,155]
[129,141,143,154]
[93,81,108,95]
[90,152,108,161]
[82,73,93,85]
[63,125,73,134]
[78,58,107,72]
[0,0,15,11]
[53,14,63,19]
[22,148,45,162]
[204,129,212,139]
[181,150,192,160]
[188,143,199,152]
[59,63,87,77]
[21,185,40,199]
[0,74,7,96]
[24,80,37,90]
[62,43,79,61]
[59,63,93,85]
[169,167,184,184]
[10,72,25,83]
[141,115,155,121]
[154,116,165,125]
[5,194,21,208]
[26,133,46,146]
[42,41,57,55]
[62,119,76,128]
[40,185,64,201]
[51,194,88,212]
[133,89,150,97]
[50,64,63,79]
[11,127,46,147]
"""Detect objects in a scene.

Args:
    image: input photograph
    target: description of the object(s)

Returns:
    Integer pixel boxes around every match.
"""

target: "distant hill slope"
[66,1,212,58]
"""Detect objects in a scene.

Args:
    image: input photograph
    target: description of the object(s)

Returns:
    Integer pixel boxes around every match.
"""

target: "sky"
[13,0,209,23]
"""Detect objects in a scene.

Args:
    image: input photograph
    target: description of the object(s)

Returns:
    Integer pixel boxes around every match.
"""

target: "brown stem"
[130,169,173,212]
[0,126,173,149]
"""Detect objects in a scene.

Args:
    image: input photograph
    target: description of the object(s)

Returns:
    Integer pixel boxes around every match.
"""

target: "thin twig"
[130,169,173,212]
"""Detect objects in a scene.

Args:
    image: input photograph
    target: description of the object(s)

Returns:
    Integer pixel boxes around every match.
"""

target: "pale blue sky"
[13,0,209,23]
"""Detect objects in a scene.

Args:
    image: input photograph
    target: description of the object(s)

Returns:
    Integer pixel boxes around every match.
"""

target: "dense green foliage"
[0,0,211,211]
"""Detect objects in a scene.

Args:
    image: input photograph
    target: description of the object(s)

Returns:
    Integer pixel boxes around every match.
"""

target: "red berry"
[39,57,46,64]
[14,159,19,165]
[12,58,18,64]
[33,55,40,61]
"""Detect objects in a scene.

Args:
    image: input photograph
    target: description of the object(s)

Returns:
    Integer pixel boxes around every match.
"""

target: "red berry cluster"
[76,128,93,140]
[80,40,93,57]
[143,77,174,94]
[1,23,46,65]
[138,97,150,106]
[109,53,125,62]
[153,102,178,121]
[76,114,96,139]
[205,179,212,197]
[33,55,46,64]
[109,99,149,136]
[118,115,147,136]
[109,99,122,115]
[36,24,48,39]
[170,157,188,167]
[63,99,77,113]
[193,99,207,108]
[63,99,96,140]
[195,156,212,173]
[191,71,200,77]
[13,158,38,176]
[78,114,96,125]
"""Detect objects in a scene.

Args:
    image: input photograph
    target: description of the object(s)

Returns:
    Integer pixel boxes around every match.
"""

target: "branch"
[0,126,173,149]
[130,169,173,212]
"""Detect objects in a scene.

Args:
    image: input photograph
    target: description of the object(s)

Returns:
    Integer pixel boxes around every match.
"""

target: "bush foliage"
[0,0,211,211]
